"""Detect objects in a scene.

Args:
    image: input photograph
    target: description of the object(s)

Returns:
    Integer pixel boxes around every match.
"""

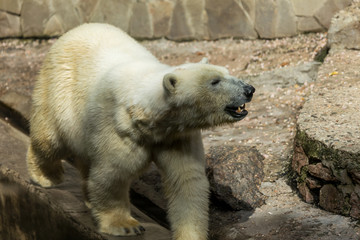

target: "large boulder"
[206,145,266,210]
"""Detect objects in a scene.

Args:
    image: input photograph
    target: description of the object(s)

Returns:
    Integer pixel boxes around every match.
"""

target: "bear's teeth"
[236,104,246,113]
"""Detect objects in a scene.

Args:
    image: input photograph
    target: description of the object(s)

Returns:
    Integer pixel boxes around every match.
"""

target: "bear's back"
[32,23,160,154]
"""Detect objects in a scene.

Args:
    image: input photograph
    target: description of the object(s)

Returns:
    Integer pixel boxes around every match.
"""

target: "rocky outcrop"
[293,2,360,219]
[0,0,351,40]
[328,3,360,50]
[206,145,265,210]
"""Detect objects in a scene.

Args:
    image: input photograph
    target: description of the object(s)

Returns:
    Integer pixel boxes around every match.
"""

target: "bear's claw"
[111,225,145,236]
[99,218,145,236]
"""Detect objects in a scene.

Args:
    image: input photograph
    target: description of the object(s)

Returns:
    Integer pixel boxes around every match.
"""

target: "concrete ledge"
[293,48,360,219]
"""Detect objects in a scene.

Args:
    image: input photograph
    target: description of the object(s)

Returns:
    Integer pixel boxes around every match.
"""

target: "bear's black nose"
[244,85,255,98]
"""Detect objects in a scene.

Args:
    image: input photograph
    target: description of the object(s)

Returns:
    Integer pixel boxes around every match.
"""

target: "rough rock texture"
[206,145,266,210]
[248,61,321,89]
[328,2,360,50]
[0,167,105,240]
[0,0,352,39]
[293,3,360,219]
[0,10,21,37]
[206,0,257,39]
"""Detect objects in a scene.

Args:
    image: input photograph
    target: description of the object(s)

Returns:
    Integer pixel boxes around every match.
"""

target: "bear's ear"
[199,57,209,64]
[163,73,177,94]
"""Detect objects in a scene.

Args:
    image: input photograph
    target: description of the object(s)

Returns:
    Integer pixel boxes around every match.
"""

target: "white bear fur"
[27,23,253,240]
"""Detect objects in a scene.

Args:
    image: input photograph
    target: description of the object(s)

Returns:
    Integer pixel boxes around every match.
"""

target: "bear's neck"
[126,104,208,144]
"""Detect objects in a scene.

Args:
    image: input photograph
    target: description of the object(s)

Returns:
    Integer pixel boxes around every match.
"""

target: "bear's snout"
[244,85,255,99]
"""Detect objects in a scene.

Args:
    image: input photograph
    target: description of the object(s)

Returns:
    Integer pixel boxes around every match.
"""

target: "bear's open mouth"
[224,104,248,119]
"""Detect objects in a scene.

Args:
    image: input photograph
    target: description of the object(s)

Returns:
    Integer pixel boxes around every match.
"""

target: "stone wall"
[292,2,360,219]
[0,0,352,40]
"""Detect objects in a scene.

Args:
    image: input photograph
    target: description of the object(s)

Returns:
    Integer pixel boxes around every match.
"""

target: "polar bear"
[26,23,255,240]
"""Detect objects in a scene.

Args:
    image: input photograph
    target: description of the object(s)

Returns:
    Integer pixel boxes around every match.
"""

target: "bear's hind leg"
[27,143,64,187]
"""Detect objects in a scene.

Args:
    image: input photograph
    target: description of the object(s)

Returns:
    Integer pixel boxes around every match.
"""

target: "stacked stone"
[293,3,360,219]
[0,0,352,40]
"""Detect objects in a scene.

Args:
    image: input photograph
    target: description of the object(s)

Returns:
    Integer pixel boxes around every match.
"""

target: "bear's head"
[162,60,255,130]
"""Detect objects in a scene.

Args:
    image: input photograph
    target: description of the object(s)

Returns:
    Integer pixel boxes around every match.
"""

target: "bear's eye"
[211,78,221,86]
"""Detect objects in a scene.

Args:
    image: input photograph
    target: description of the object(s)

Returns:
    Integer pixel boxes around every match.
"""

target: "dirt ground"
[1,33,359,239]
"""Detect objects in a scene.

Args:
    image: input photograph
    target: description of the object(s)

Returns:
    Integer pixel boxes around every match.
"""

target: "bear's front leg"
[155,132,209,240]
[89,179,144,236]
[86,139,149,236]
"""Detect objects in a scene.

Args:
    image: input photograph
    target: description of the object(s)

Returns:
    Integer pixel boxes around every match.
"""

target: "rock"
[168,1,193,40]
[205,0,257,39]
[328,2,360,50]
[350,170,360,184]
[74,0,98,22]
[254,0,276,38]
[314,0,351,29]
[168,1,193,41]
[305,177,322,189]
[255,0,297,38]
[295,49,360,219]
[297,49,360,168]
[206,145,266,210]
[0,10,21,37]
[333,169,352,185]
[0,167,104,240]
[297,16,325,32]
[291,0,327,16]
[0,0,353,39]
[241,0,256,22]
[0,0,23,15]
[183,0,208,40]
[129,1,153,39]
[319,184,344,214]
[276,0,297,37]
[334,0,353,9]
[0,119,29,177]
[293,4,360,219]
[292,142,309,175]
[20,0,49,37]
[350,192,360,219]
[90,0,134,32]
[43,14,64,36]
[298,182,314,203]
[148,0,174,38]
[46,0,81,35]
[307,163,336,181]
[0,91,32,121]
[249,61,321,89]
